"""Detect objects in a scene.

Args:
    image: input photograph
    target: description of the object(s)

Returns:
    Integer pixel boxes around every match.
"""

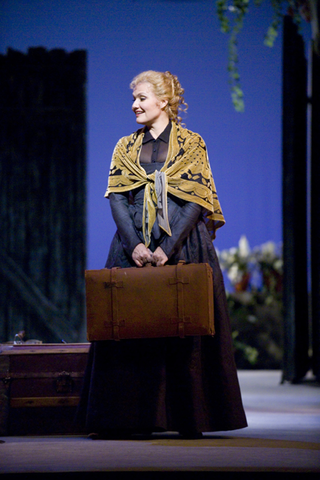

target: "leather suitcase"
[0,343,89,435]
[86,262,214,341]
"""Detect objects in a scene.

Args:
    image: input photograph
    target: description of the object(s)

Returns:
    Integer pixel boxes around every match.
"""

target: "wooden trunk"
[0,343,89,436]
[86,262,214,341]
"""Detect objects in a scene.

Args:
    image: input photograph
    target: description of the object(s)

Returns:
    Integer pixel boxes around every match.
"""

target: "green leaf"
[264,25,278,47]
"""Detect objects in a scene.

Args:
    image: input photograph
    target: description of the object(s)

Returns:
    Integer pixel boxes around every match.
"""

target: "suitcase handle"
[143,262,153,268]
[142,260,187,268]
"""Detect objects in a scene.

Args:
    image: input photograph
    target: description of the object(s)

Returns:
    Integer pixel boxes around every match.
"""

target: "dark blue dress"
[76,130,247,435]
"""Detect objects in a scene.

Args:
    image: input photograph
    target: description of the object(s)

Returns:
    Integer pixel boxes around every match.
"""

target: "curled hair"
[130,70,188,124]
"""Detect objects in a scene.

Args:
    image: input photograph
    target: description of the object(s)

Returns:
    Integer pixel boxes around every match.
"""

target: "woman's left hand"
[152,247,168,267]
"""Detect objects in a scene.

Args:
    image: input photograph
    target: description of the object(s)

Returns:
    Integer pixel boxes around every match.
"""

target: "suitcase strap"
[110,268,124,341]
[169,263,191,338]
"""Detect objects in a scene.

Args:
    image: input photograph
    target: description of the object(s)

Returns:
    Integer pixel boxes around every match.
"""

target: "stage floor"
[0,371,319,477]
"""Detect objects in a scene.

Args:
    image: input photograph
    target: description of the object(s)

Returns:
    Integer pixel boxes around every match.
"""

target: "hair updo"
[130,70,188,124]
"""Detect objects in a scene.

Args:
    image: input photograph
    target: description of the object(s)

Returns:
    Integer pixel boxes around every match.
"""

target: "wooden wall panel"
[0,47,87,343]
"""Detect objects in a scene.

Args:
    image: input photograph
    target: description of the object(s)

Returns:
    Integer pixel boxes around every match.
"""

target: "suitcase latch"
[55,371,73,394]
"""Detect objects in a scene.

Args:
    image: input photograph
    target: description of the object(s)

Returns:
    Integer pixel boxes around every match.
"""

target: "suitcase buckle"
[55,371,73,394]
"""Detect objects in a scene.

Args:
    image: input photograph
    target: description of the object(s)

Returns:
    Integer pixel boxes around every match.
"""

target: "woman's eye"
[132,96,146,102]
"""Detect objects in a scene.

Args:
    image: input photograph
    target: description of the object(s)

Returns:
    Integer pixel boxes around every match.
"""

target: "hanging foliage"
[216,0,316,111]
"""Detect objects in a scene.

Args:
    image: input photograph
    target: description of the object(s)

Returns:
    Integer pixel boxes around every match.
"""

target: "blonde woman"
[77,71,247,439]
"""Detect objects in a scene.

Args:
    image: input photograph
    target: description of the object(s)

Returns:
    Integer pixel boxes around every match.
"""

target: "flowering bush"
[217,236,283,369]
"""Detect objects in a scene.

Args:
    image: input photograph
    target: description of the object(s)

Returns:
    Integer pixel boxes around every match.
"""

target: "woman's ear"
[160,99,168,110]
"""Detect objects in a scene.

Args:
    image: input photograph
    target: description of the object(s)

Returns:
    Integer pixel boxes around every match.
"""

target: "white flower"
[274,258,283,272]
[260,241,277,260]
[238,235,250,259]
[228,264,241,284]
[220,250,231,261]
[218,236,282,294]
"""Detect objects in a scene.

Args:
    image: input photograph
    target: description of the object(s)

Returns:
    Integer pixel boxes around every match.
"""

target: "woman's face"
[132,82,167,127]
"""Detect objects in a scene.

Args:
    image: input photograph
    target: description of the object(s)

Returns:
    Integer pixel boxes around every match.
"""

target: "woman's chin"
[135,115,147,125]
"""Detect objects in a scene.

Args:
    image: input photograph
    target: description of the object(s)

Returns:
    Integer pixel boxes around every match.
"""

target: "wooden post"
[281,16,310,382]
[311,41,320,381]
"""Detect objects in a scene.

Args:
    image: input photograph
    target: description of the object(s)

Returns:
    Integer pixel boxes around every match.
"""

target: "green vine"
[216,0,303,112]
[217,0,249,111]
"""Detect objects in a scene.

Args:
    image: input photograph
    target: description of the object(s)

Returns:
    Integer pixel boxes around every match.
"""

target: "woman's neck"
[147,117,170,139]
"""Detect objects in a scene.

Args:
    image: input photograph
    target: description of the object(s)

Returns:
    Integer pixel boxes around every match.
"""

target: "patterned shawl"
[105,121,225,246]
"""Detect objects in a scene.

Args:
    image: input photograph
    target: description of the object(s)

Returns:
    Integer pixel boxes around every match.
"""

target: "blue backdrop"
[1,0,312,269]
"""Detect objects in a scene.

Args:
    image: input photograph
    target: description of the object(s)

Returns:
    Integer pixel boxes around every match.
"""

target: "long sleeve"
[109,192,142,257]
[159,201,202,259]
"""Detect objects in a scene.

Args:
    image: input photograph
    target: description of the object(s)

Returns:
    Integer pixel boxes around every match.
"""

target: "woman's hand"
[152,246,168,267]
[132,243,153,267]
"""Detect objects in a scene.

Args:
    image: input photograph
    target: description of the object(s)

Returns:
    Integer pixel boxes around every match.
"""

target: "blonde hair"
[130,70,188,124]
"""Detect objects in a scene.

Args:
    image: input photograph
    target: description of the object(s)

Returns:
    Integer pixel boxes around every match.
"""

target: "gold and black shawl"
[105,122,225,246]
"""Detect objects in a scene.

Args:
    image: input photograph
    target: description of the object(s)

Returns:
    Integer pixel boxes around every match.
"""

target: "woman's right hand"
[132,243,153,267]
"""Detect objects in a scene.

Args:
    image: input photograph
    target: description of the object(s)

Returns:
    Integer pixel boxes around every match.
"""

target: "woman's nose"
[132,99,138,110]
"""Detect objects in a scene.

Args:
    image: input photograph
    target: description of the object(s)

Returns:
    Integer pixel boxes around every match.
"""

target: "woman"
[77,71,247,438]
